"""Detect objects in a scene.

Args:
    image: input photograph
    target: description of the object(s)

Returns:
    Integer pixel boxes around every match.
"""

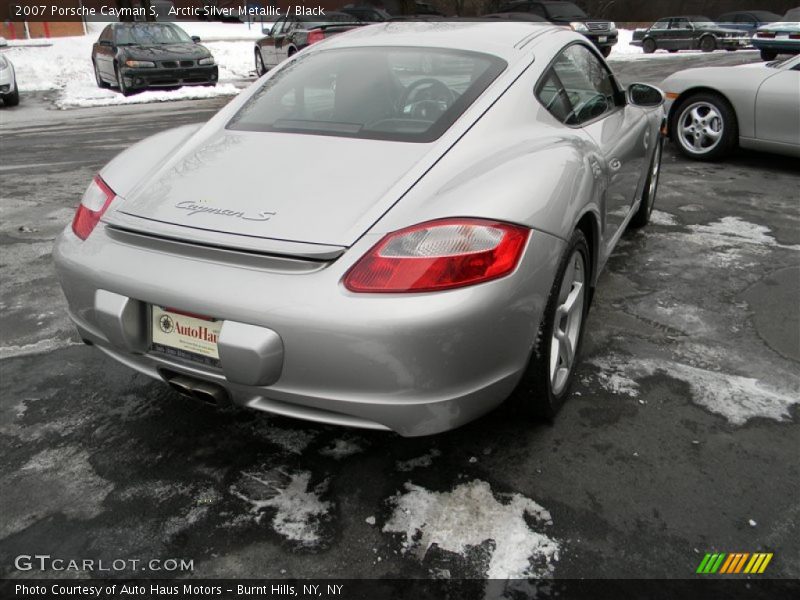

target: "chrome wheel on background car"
[94,60,109,89]
[674,98,734,159]
[115,64,132,97]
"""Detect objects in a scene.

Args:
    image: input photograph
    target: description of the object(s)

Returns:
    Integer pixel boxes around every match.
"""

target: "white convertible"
[661,54,800,160]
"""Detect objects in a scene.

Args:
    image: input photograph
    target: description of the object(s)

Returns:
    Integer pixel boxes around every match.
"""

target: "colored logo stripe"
[697,552,773,574]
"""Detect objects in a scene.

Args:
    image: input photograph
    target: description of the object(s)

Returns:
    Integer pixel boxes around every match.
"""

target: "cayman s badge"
[175,200,276,222]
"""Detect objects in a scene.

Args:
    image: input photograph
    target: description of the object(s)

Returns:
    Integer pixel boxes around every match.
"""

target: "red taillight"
[306,29,325,45]
[343,218,530,293]
[757,31,776,38]
[71,175,115,240]
[790,33,800,40]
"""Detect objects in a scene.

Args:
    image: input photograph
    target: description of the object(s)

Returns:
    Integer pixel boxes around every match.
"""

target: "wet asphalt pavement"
[0,49,798,587]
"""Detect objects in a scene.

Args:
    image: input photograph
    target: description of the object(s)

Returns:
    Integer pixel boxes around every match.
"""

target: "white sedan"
[662,54,800,160]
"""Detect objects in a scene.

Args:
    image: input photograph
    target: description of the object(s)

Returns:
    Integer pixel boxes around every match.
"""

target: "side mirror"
[262,27,273,35]
[191,36,201,43]
[627,83,665,107]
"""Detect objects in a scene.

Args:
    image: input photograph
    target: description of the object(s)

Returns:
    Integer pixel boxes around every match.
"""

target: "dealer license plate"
[151,306,222,367]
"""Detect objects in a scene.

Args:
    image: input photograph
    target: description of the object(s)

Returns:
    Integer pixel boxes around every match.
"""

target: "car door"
[262,17,287,67]
[755,62,800,147]
[548,44,649,248]
[668,18,694,50]
[272,17,297,64]
[95,25,115,80]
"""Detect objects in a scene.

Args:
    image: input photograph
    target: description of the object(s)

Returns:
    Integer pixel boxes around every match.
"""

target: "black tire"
[670,92,738,161]
[93,60,110,89]
[760,49,778,61]
[668,49,679,53]
[628,137,662,229]
[642,38,656,54]
[255,48,267,76]
[287,47,296,58]
[600,46,612,58]
[3,82,20,107]
[700,35,716,52]
[507,230,591,420]
[115,64,133,97]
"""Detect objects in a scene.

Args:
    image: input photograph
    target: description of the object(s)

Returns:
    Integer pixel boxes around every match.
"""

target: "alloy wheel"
[677,102,724,155]
[549,250,586,395]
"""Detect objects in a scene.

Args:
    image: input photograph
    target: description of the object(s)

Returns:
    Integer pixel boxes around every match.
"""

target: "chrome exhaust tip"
[162,372,231,408]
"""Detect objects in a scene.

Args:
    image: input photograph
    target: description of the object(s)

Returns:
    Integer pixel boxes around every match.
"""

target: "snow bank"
[4,23,257,108]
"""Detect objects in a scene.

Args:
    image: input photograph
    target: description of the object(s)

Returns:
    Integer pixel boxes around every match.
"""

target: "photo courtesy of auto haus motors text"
[0,0,798,599]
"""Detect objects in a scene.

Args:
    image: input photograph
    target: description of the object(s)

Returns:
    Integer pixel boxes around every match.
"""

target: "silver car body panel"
[661,55,800,157]
[55,22,663,435]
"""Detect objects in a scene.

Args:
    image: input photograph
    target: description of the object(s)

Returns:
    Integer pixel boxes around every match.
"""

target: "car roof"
[316,21,565,62]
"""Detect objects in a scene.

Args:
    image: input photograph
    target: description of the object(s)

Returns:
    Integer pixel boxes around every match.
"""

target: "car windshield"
[784,8,800,20]
[227,47,506,142]
[115,24,192,46]
[544,2,587,20]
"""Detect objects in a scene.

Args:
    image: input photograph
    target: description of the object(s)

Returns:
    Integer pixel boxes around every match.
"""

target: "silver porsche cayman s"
[54,22,666,436]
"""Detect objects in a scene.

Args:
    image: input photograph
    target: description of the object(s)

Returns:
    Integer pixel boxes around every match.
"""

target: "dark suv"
[494,0,617,56]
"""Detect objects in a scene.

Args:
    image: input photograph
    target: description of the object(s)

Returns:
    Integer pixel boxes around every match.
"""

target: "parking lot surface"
[1,50,798,584]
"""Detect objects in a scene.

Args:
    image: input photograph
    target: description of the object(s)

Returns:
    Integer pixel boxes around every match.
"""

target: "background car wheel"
[642,38,657,54]
[600,46,612,58]
[760,49,778,61]
[93,60,110,89]
[255,49,267,76]
[628,137,662,229]
[287,47,296,58]
[700,36,716,52]
[507,230,591,420]
[668,49,679,53]
[115,64,133,97]
[670,93,737,161]
[3,82,20,107]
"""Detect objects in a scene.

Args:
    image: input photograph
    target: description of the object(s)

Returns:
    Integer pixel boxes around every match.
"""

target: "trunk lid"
[105,130,430,251]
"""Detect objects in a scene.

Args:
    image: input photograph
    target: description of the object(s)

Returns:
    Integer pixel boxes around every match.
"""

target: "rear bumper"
[53,224,564,436]
[120,65,218,89]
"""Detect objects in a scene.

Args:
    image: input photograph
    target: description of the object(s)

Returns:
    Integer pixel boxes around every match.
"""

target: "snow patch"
[230,469,331,545]
[396,448,441,472]
[650,210,679,226]
[590,356,799,425]
[0,337,82,360]
[688,217,800,251]
[383,480,559,579]
[262,427,316,455]
[319,438,363,460]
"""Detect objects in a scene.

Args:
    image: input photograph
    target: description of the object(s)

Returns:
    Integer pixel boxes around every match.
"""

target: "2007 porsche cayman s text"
[55,22,665,436]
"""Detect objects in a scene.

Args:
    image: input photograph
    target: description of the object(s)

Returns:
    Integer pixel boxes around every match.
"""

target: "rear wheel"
[700,35,716,52]
[642,38,656,54]
[670,93,737,161]
[760,49,778,61]
[507,230,591,419]
[628,137,662,229]
[668,49,678,53]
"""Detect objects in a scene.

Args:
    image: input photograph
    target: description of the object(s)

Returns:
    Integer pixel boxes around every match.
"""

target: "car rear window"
[227,47,506,142]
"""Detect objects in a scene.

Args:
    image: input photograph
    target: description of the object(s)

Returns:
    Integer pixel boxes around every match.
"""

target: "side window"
[100,26,112,42]
[536,69,571,123]
[546,44,617,125]
[651,19,669,30]
[671,18,689,29]
[272,18,288,35]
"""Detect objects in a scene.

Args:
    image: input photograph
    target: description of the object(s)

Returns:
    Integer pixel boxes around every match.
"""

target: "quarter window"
[537,44,618,126]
